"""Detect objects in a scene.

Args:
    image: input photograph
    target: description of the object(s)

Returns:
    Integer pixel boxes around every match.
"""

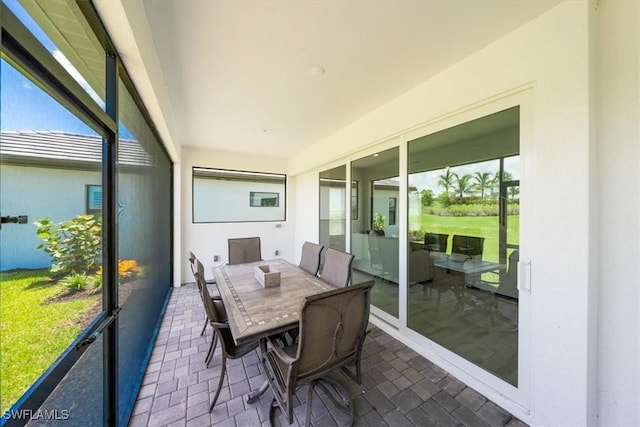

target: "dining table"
[211,258,335,402]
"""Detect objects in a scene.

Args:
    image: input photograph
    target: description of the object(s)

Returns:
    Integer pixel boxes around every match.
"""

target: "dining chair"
[189,251,217,285]
[227,237,262,264]
[298,241,324,276]
[260,280,374,426]
[189,252,220,337]
[193,271,259,412]
[193,259,226,366]
[318,247,355,288]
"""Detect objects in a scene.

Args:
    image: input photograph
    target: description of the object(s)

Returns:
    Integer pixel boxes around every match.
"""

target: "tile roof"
[0,131,152,169]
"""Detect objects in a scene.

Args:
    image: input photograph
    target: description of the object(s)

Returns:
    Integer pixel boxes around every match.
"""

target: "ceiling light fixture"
[310,66,325,77]
[373,153,379,157]
[263,128,273,134]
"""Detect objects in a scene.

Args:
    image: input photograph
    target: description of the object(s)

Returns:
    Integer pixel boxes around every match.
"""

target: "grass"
[0,269,99,414]
[412,212,520,262]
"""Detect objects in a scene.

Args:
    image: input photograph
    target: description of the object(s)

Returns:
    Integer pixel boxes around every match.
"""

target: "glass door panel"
[351,147,399,318]
[319,165,346,251]
[407,107,520,386]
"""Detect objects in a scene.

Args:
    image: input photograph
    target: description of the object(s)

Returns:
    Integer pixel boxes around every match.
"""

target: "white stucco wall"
[595,1,640,425]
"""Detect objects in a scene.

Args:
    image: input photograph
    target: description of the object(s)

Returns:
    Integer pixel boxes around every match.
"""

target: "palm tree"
[437,168,455,195]
[500,170,513,183]
[454,173,472,199]
[473,171,494,203]
[508,185,520,201]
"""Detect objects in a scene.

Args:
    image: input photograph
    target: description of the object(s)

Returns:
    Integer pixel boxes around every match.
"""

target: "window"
[86,185,102,214]
[193,168,286,222]
[250,192,279,207]
[388,197,397,226]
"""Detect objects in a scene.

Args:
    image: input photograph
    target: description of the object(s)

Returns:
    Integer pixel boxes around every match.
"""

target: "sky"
[1,0,133,139]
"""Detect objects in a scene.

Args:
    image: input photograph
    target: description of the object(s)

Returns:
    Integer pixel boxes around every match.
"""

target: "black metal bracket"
[1,215,28,224]
[76,306,121,351]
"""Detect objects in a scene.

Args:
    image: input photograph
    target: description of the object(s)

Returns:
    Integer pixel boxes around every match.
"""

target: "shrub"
[34,215,102,277]
[59,273,92,292]
[91,274,102,293]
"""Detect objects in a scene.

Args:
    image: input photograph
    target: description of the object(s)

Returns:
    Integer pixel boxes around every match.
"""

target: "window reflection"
[351,147,399,319]
[407,107,520,386]
[319,166,347,251]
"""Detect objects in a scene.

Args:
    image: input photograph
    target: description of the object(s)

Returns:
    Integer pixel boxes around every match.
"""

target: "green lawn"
[412,212,520,262]
[0,269,99,413]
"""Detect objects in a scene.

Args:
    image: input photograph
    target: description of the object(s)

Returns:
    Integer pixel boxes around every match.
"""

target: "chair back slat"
[298,241,324,276]
[319,247,354,288]
[228,237,262,264]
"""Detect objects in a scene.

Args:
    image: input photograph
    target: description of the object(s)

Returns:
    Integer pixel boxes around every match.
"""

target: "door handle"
[517,260,531,293]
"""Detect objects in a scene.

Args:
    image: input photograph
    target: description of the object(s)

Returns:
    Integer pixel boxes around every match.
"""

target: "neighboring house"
[0,131,151,270]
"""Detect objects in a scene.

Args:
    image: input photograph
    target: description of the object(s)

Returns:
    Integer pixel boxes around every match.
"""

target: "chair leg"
[315,378,354,424]
[205,334,218,366]
[209,352,227,412]
[304,382,315,427]
[200,315,207,336]
[268,398,279,427]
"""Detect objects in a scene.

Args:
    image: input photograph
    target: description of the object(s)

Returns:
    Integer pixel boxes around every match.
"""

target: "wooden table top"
[212,259,334,345]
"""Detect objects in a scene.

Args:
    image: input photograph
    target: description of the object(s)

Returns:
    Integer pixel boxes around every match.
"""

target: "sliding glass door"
[407,107,521,386]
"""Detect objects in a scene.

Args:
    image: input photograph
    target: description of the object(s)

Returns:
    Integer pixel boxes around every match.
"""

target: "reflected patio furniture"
[409,243,435,284]
[193,271,259,412]
[451,235,485,262]
[228,237,262,264]
[367,232,383,271]
[260,280,374,426]
[425,232,449,253]
[493,250,519,300]
[298,241,324,276]
[319,247,355,288]
[377,236,399,282]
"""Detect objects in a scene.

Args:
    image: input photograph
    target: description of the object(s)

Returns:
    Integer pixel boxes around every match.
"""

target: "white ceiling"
[103,1,561,158]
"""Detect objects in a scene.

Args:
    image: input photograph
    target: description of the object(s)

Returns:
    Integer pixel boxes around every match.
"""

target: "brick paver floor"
[128,283,529,427]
